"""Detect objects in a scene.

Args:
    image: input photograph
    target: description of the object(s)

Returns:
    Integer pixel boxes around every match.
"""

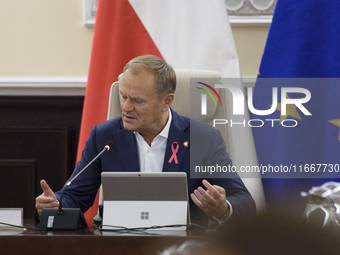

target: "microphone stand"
[57,145,111,215]
[39,142,113,230]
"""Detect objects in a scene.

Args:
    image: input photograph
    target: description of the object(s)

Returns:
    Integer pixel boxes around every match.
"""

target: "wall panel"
[0,96,83,219]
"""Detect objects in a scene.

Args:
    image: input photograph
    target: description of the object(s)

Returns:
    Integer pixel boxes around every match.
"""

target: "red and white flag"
[79,0,265,223]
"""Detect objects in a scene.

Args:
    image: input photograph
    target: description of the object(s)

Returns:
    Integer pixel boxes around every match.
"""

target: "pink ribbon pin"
[168,141,179,164]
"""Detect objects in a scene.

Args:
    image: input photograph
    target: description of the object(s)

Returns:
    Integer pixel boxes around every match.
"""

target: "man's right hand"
[35,179,59,215]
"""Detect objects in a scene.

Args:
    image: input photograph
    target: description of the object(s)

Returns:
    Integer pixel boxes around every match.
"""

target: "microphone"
[58,141,114,215]
[39,141,114,230]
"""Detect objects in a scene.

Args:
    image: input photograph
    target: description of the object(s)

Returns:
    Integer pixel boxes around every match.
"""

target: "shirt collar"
[158,108,172,139]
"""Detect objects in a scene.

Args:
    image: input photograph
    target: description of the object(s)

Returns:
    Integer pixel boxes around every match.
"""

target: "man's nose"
[121,98,133,112]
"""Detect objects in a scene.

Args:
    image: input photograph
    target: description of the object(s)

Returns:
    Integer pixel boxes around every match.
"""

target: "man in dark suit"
[35,55,256,225]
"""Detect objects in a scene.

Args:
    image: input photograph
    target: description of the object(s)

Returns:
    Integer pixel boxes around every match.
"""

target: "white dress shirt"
[134,109,172,172]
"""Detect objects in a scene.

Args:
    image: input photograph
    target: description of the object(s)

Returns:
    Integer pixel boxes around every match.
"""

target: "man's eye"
[134,99,143,104]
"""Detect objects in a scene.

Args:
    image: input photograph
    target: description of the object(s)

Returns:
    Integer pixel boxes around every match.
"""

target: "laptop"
[101,172,189,231]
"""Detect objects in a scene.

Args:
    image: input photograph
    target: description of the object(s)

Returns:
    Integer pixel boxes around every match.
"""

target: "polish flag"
[79,0,265,224]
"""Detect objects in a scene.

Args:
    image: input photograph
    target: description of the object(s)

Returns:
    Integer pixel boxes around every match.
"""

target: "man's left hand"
[190,179,229,219]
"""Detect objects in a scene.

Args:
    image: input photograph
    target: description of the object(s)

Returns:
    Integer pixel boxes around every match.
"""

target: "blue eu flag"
[251,0,340,213]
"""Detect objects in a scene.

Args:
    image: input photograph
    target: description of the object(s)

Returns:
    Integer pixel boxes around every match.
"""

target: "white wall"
[0,0,269,94]
[0,0,93,77]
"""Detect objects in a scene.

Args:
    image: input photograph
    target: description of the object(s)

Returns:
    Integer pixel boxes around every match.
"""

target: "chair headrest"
[173,69,221,122]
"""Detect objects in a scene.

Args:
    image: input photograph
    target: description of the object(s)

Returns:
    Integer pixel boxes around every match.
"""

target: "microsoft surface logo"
[196,82,222,115]
[141,211,149,220]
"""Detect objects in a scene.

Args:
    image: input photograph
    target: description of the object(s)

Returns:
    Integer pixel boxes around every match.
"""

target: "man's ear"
[162,93,175,111]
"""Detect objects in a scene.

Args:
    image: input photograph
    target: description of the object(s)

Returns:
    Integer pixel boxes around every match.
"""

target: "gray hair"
[123,55,176,100]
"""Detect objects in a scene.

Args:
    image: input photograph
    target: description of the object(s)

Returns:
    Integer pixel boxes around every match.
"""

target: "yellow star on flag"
[271,94,302,125]
[329,118,340,141]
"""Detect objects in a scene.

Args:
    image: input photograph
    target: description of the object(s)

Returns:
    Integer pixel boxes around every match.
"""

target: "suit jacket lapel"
[114,121,140,172]
[163,109,190,172]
